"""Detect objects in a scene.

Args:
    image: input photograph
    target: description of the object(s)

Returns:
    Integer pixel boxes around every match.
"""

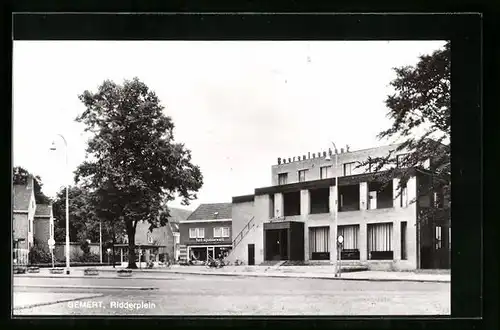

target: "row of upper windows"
[278,154,411,185]
[189,227,230,239]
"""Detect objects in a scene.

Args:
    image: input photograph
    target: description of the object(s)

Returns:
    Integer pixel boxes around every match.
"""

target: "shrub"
[80,240,91,254]
[78,252,100,263]
[29,244,52,264]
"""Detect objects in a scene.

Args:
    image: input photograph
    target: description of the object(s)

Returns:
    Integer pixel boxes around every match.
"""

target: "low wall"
[53,243,101,261]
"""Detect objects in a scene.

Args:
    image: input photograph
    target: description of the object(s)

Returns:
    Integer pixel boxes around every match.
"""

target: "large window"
[320,166,331,179]
[309,226,330,260]
[189,228,205,239]
[214,227,230,238]
[298,169,307,182]
[278,173,288,185]
[338,225,360,260]
[343,162,355,176]
[338,225,359,250]
[367,222,393,260]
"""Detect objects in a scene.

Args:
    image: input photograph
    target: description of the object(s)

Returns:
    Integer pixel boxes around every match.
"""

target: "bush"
[29,244,52,264]
[78,252,100,263]
[80,240,91,254]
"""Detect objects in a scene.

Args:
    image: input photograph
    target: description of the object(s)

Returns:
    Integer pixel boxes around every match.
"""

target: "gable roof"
[186,203,232,221]
[167,207,192,223]
[13,183,33,211]
[34,204,52,218]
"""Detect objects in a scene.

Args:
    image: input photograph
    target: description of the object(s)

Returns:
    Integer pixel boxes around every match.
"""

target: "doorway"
[248,244,255,265]
[265,229,288,261]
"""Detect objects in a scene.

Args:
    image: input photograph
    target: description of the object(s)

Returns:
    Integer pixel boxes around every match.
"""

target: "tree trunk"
[126,221,138,269]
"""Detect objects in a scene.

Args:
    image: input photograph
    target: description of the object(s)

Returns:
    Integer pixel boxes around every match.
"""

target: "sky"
[13,40,446,211]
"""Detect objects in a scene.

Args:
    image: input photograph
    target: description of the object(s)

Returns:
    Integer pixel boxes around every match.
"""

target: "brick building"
[228,142,450,270]
[179,203,232,263]
[13,175,54,251]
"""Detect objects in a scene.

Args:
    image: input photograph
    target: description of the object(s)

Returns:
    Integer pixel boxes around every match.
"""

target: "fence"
[13,248,29,267]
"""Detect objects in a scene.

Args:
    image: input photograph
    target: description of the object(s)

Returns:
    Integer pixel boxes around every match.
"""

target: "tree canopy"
[359,41,451,202]
[13,166,52,204]
[74,78,203,268]
[52,185,126,244]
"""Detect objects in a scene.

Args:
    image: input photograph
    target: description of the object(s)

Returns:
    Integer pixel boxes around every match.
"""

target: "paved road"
[13,274,450,315]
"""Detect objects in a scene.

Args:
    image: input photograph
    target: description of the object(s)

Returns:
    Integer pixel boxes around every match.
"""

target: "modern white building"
[228,142,450,270]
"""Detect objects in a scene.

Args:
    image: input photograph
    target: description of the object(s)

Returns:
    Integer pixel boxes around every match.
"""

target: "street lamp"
[50,134,70,275]
[107,248,111,265]
[325,142,339,274]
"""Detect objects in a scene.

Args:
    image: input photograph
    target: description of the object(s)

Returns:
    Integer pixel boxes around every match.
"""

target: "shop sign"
[195,238,225,243]
[270,216,286,223]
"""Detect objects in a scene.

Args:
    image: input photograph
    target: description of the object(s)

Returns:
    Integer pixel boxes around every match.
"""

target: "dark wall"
[179,220,232,246]
[289,222,305,261]
[310,188,330,214]
[283,191,301,216]
[339,184,360,212]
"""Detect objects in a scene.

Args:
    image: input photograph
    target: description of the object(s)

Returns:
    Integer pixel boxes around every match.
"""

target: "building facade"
[228,143,450,270]
[115,207,191,266]
[179,203,232,263]
[13,175,54,252]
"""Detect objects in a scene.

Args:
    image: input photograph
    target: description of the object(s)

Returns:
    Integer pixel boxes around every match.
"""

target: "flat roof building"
[229,142,450,270]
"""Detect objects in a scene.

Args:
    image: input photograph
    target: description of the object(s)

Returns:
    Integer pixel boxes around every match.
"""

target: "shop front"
[187,238,232,263]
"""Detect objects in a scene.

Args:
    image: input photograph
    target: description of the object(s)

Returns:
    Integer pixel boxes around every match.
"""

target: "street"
[13,274,450,315]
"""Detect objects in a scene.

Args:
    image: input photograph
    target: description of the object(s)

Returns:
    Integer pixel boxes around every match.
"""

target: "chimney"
[278,157,282,165]
[346,145,350,152]
[308,152,311,159]
[323,151,327,157]
[340,148,344,153]
[329,148,332,156]
[288,158,291,163]
[303,155,306,160]
[312,153,316,158]
[293,157,296,162]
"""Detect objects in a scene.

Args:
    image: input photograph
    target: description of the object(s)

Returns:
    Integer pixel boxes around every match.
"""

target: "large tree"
[13,166,52,204]
[74,78,203,269]
[359,41,451,205]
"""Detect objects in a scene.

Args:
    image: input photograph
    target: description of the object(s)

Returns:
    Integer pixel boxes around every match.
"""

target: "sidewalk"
[15,265,450,283]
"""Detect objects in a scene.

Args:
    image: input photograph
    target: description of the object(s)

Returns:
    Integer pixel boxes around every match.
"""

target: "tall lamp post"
[325,142,339,275]
[50,134,71,275]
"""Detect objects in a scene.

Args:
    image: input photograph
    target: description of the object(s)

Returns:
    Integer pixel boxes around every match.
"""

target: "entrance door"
[248,244,255,265]
[207,247,214,261]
